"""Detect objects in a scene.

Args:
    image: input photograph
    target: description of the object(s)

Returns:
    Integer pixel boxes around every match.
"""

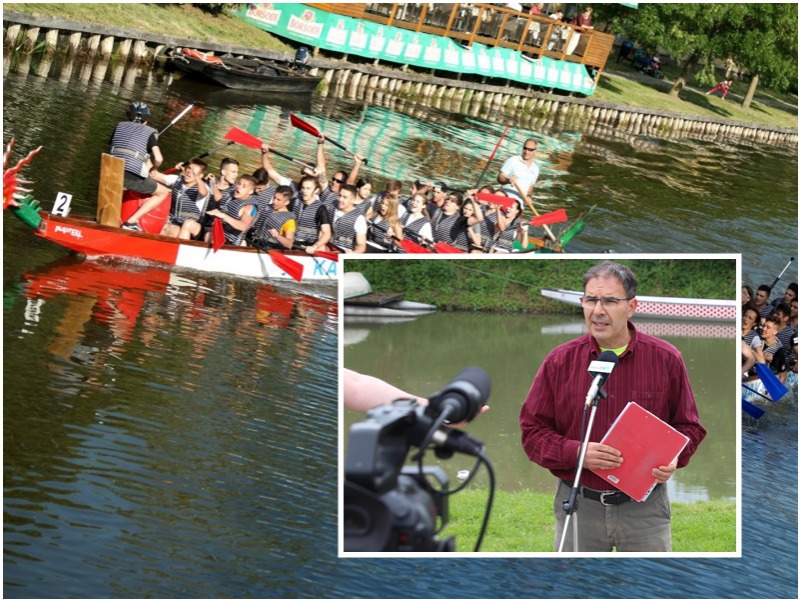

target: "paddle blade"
[434,242,466,254]
[476,192,515,209]
[269,251,304,282]
[212,218,225,252]
[314,250,339,262]
[290,113,321,137]
[531,208,568,227]
[741,398,765,419]
[224,127,263,149]
[754,363,789,401]
[401,239,433,254]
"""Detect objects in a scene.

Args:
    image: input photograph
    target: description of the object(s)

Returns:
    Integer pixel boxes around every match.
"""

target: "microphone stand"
[557,387,607,553]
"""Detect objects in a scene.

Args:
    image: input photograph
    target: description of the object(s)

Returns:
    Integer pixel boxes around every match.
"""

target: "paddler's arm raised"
[260,144,289,186]
[347,153,365,185]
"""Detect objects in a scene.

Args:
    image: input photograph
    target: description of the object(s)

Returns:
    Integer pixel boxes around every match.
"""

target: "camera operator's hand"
[344,368,489,425]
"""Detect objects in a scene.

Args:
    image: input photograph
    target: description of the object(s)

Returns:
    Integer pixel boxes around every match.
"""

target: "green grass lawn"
[599,62,797,130]
[446,488,736,553]
[7,3,292,52]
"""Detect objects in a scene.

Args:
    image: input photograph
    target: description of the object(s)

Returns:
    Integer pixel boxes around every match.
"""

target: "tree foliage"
[608,4,798,98]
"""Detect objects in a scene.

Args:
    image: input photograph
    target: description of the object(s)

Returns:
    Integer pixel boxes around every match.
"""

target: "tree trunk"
[669,50,700,97]
[741,74,759,109]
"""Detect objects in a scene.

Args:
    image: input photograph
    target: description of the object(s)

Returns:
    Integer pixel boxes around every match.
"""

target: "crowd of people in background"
[741,281,798,400]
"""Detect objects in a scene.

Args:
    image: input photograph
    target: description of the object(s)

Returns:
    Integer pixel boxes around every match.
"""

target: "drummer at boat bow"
[113,102,170,231]
[497,138,540,214]
[519,260,707,552]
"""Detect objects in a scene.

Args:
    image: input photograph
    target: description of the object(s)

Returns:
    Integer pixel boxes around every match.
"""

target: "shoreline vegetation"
[7,3,798,131]
[447,489,736,552]
[347,259,736,314]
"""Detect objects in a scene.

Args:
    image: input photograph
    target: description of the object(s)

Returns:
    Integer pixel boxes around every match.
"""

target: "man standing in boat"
[519,260,707,552]
[497,138,539,215]
[112,102,170,232]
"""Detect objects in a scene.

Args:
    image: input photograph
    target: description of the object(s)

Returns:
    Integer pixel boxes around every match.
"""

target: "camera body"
[343,399,454,552]
[343,368,491,553]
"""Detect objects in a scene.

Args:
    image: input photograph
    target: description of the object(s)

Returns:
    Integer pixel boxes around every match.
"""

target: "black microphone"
[585,350,619,406]
[425,367,491,424]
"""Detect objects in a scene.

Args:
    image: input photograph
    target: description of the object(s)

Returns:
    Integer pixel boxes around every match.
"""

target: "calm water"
[4,51,798,597]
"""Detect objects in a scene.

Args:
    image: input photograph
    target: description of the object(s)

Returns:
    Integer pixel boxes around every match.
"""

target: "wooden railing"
[308,3,614,73]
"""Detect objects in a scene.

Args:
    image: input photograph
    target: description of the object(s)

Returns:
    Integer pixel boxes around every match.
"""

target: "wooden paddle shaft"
[511,178,557,242]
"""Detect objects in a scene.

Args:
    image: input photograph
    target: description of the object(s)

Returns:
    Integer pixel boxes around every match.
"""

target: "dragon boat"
[4,141,337,285]
[541,288,736,321]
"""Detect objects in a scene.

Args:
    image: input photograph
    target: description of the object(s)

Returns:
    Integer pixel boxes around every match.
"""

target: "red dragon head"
[3,138,42,210]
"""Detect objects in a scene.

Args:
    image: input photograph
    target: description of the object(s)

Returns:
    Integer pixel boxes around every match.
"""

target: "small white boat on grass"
[541,288,736,322]
[344,272,436,318]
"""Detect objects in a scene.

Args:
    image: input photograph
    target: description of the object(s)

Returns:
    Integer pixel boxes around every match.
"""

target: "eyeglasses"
[332,178,345,184]
[523,146,537,152]
[582,296,633,308]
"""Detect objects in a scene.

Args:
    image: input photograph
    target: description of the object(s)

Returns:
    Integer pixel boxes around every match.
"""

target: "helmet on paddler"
[127,101,151,123]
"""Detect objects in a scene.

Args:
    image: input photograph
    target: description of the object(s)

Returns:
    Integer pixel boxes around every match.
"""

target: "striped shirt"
[520,322,707,491]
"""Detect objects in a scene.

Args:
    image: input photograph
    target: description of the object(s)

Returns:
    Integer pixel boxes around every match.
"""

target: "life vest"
[110,121,156,177]
[220,196,256,245]
[182,48,224,65]
[294,198,324,244]
[169,179,209,224]
[332,210,362,251]
[491,216,521,252]
[254,211,296,249]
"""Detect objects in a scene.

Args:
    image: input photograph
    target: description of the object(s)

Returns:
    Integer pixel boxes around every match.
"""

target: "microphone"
[425,366,491,424]
[585,350,619,406]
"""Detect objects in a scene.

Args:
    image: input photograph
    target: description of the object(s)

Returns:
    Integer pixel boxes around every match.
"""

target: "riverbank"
[447,489,736,553]
[4,4,797,138]
[348,259,736,314]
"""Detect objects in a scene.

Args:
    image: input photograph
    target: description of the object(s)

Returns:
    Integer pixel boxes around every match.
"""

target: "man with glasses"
[519,261,707,552]
[497,138,539,214]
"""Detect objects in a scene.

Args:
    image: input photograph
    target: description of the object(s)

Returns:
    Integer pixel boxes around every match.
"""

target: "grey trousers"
[553,479,672,552]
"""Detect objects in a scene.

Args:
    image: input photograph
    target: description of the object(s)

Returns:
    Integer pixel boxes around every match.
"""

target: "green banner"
[236,4,598,95]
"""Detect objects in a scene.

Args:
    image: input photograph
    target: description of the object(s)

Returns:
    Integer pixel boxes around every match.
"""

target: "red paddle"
[475,192,516,209]
[289,113,368,165]
[212,218,225,252]
[434,242,466,254]
[224,127,315,171]
[269,250,304,283]
[473,124,509,189]
[401,239,433,254]
[530,209,568,227]
[312,249,338,262]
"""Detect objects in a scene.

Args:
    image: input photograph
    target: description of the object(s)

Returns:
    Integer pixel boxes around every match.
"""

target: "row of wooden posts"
[5,19,797,147]
[316,67,798,146]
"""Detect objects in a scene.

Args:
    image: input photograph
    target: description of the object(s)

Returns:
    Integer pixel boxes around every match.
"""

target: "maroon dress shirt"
[519,322,707,491]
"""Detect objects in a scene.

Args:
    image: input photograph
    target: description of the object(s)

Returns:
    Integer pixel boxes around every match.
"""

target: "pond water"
[3,51,797,598]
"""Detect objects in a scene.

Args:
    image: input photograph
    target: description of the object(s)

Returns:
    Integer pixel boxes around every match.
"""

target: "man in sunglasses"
[519,261,707,552]
[315,135,366,219]
[497,138,540,214]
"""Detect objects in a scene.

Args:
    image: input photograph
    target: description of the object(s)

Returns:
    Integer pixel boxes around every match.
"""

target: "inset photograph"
[341,256,738,556]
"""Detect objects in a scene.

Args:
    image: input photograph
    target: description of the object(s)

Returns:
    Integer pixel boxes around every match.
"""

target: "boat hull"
[541,288,736,321]
[169,55,322,93]
[33,212,337,283]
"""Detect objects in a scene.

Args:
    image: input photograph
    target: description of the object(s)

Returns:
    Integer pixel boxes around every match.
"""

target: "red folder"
[588,402,689,502]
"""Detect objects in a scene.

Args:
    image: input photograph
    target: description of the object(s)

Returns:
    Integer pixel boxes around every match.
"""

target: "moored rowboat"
[168,50,322,93]
[541,288,736,321]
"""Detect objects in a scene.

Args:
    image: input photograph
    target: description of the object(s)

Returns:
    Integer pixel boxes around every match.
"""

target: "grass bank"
[598,62,797,130]
[446,488,736,553]
[347,259,736,313]
[8,3,797,131]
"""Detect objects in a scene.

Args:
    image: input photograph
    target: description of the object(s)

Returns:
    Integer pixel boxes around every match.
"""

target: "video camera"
[343,367,494,552]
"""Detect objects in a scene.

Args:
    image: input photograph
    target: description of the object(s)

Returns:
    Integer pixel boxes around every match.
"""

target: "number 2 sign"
[52,192,72,217]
